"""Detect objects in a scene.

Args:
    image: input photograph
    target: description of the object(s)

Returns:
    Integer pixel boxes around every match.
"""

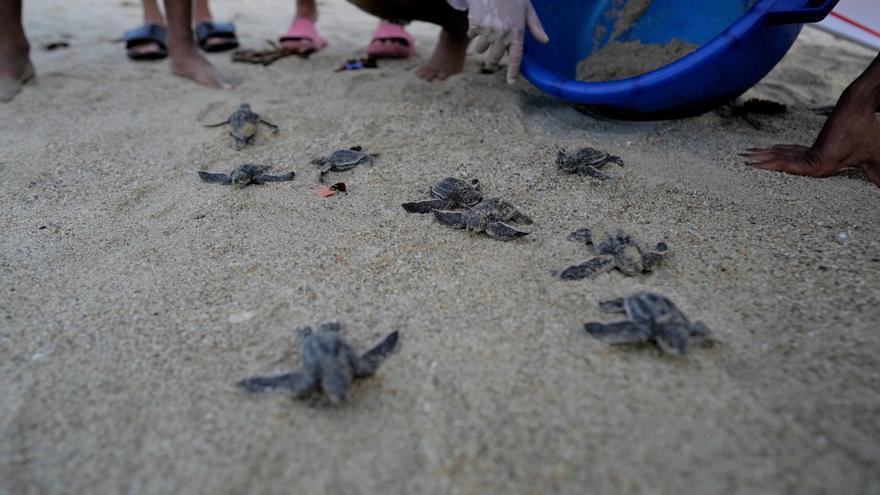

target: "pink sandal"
[366,20,415,59]
[279,17,327,54]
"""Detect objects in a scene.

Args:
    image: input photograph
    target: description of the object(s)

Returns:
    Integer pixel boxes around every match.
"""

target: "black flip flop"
[195,22,240,53]
[123,24,168,61]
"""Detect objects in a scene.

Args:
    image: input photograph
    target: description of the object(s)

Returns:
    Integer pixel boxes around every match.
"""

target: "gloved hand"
[448,0,550,84]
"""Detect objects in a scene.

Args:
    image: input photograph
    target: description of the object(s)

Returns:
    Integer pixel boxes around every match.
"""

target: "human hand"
[742,84,880,186]
[449,0,549,84]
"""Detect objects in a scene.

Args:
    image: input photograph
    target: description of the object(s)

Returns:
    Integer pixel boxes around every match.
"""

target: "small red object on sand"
[316,183,347,197]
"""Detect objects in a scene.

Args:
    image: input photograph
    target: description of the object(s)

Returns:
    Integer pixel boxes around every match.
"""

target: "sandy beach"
[1,0,879,493]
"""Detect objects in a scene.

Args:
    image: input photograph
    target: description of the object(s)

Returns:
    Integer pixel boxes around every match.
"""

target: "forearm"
[851,53,880,107]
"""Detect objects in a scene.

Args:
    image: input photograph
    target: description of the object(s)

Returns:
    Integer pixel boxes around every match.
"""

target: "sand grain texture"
[1,1,879,494]
[577,39,699,81]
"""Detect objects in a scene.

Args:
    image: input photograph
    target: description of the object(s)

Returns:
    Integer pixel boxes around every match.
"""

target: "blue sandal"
[123,24,168,61]
[195,22,239,53]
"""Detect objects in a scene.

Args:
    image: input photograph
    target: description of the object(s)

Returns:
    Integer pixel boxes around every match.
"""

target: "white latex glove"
[448,0,549,84]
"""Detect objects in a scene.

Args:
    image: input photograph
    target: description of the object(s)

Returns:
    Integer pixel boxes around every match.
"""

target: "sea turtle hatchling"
[204,103,279,150]
[717,98,787,130]
[433,197,533,241]
[584,291,712,356]
[198,164,295,187]
[401,176,483,214]
[556,147,624,180]
[312,146,378,180]
[238,322,400,404]
[559,227,668,279]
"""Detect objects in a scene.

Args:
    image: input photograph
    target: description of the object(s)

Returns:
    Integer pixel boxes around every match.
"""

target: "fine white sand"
[1,0,879,493]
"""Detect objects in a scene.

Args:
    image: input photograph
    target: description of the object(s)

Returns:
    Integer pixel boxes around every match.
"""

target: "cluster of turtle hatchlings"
[401,177,534,240]
[193,107,713,404]
[198,103,376,188]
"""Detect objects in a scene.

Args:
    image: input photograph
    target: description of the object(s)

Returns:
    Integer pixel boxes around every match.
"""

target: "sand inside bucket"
[576,39,699,81]
[577,0,700,82]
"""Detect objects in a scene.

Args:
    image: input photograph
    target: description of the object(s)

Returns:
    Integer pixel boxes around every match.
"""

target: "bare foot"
[415,28,469,82]
[0,44,34,103]
[168,45,235,89]
[743,82,880,186]
[130,41,164,57]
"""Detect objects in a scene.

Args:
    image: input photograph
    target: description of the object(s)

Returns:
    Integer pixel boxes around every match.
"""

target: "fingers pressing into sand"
[743,146,828,177]
[743,64,880,187]
[744,142,880,186]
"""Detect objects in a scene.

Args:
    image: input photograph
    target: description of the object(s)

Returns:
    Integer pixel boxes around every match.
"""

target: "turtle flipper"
[584,320,652,345]
[654,325,689,356]
[251,172,296,184]
[578,165,610,180]
[688,321,712,341]
[318,322,342,332]
[485,222,529,240]
[510,211,534,225]
[432,210,468,228]
[354,331,400,378]
[198,171,232,184]
[641,242,668,272]
[332,162,359,172]
[401,199,453,214]
[260,118,279,133]
[204,120,230,128]
[311,159,332,174]
[598,298,626,314]
[237,372,316,397]
[566,228,593,244]
[558,256,615,280]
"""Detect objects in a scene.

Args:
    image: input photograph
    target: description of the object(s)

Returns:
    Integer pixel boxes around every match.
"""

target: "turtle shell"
[327,149,370,170]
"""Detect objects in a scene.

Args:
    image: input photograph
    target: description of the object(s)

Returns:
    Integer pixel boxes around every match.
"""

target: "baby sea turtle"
[204,103,279,150]
[312,146,378,180]
[198,164,295,187]
[584,291,712,356]
[433,197,533,240]
[238,322,400,404]
[717,98,787,130]
[559,227,667,279]
[556,147,624,180]
[401,176,483,213]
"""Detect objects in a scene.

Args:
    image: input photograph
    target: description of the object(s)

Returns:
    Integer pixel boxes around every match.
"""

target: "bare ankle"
[0,38,29,57]
[167,37,199,56]
[296,6,318,22]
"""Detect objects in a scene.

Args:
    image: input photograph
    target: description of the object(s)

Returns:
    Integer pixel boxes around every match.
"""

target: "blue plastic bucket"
[521,0,840,118]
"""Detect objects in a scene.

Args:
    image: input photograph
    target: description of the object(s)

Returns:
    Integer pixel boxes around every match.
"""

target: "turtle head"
[460,189,483,207]
[322,369,353,405]
[238,103,252,112]
[229,168,251,186]
[296,326,314,340]
[556,149,577,172]
[465,212,488,232]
